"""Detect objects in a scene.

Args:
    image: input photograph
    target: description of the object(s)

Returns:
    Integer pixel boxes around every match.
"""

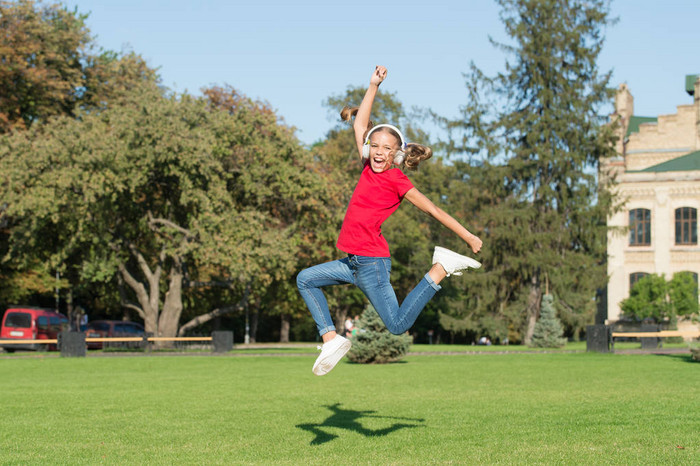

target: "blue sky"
[65,0,700,145]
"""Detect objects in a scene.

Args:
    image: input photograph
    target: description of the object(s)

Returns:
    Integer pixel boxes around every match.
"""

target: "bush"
[346,304,412,364]
[530,294,567,348]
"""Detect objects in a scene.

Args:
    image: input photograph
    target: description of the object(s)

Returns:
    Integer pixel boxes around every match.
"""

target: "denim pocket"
[353,255,378,267]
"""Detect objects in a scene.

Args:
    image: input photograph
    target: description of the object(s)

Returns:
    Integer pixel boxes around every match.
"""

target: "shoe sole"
[312,339,352,376]
[433,246,482,270]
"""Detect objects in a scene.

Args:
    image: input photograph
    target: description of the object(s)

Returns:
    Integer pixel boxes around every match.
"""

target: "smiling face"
[367,129,401,173]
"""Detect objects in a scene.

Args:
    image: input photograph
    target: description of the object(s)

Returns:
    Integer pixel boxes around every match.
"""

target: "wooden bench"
[610,330,700,352]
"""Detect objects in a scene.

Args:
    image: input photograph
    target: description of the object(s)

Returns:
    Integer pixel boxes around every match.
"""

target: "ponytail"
[402,143,432,170]
[340,105,374,140]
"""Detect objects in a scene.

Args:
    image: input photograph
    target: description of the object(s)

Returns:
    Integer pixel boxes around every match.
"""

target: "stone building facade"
[605,75,700,329]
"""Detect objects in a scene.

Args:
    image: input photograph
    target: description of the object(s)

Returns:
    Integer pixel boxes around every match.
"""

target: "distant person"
[297,65,483,376]
[351,315,360,338]
[344,317,354,338]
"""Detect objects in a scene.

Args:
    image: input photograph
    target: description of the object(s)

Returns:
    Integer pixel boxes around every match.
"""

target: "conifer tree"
[346,304,412,364]
[530,294,566,348]
[444,0,619,343]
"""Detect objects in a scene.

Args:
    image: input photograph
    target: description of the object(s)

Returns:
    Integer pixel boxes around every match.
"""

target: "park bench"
[587,324,700,353]
[611,330,700,351]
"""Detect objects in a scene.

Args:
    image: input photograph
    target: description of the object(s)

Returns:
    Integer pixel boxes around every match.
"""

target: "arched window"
[675,207,697,245]
[629,208,651,246]
[629,272,649,290]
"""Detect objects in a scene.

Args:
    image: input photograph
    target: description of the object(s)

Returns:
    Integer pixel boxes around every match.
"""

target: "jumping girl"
[297,66,483,376]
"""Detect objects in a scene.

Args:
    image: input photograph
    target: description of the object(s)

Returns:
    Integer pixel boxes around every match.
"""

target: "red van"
[0,307,69,352]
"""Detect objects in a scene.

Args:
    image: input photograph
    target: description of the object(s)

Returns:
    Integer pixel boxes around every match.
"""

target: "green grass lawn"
[0,351,698,464]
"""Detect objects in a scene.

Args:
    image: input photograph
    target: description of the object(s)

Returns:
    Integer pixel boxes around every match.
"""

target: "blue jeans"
[296,255,441,336]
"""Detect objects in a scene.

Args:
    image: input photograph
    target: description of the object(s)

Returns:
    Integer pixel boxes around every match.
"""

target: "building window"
[629,272,649,290]
[675,207,697,245]
[629,208,651,246]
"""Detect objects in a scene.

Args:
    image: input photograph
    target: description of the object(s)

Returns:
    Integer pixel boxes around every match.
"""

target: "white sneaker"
[432,246,481,277]
[312,335,351,376]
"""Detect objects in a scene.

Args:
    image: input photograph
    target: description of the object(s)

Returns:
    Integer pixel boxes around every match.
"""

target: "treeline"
[0,0,618,344]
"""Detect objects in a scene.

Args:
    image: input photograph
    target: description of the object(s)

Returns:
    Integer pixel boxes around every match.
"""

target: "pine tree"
[444,0,619,343]
[346,304,412,364]
[530,294,567,348]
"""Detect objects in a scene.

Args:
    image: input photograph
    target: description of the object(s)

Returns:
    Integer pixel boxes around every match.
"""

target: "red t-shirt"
[336,163,414,257]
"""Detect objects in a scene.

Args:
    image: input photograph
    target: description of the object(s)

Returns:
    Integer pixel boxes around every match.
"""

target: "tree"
[346,304,412,364]
[442,0,619,343]
[0,82,325,339]
[530,294,566,348]
[669,272,699,318]
[621,273,699,323]
[0,0,156,133]
[0,0,157,309]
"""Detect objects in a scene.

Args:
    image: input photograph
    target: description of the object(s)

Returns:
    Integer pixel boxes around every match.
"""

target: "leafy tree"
[669,272,699,318]
[441,0,619,343]
[0,82,326,339]
[620,274,670,322]
[0,0,156,308]
[0,0,156,133]
[346,304,412,364]
[530,294,566,348]
[621,273,699,323]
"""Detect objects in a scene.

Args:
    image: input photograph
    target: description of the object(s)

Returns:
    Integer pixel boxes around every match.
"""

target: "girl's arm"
[353,66,387,160]
[404,188,483,254]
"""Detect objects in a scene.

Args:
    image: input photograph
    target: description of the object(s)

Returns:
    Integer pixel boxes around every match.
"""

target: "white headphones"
[362,124,407,165]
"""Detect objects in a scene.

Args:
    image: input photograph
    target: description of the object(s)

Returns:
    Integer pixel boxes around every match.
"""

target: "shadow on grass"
[652,352,698,364]
[296,402,424,445]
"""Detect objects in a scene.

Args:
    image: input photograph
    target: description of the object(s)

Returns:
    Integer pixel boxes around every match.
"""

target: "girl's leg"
[296,258,354,338]
[352,256,441,335]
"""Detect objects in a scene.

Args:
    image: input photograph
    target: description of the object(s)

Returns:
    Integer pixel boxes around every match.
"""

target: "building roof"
[626,115,657,137]
[639,150,700,172]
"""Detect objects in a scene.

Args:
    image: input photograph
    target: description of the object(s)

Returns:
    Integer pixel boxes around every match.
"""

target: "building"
[605,75,700,329]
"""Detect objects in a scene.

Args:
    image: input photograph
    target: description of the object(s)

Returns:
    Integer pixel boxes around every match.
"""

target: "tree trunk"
[524,273,542,345]
[178,294,248,336]
[249,309,258,344]
[118,259,159,335]
[158,260,184,345]
[280,314,290,343]
[336,305,350,337]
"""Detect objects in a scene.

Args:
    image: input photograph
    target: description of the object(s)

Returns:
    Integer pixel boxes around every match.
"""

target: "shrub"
[530,294,567,348]
[346,304,412,364]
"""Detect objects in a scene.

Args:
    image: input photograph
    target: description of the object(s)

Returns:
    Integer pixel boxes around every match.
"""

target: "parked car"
[0,307,69,352]
[83,320,145,349]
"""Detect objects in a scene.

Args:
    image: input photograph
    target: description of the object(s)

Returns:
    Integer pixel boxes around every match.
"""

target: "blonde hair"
[340,106,432,170]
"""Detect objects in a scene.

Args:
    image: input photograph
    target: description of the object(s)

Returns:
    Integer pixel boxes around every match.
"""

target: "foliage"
[0,82,329,338]
[530,294,567,348]
[0,0,156,308]
[439,0,619,343]
[346,304,412,364]
[621,273,699,322]
[0,0,156,134]
[668,272,699,318]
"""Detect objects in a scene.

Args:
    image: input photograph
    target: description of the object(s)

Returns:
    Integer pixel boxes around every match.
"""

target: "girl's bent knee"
[386,324,405,335]
[296,269,310,289]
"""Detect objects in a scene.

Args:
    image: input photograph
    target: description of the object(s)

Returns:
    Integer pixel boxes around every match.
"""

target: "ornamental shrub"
[530,294,567,348]
[346,304,412,364]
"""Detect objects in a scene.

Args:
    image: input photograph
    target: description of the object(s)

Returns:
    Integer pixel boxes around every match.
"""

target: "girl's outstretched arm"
[353,66,387,159]
[404,188,483,254]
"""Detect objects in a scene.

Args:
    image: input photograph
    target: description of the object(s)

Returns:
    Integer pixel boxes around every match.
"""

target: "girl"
[297,66,483,376]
